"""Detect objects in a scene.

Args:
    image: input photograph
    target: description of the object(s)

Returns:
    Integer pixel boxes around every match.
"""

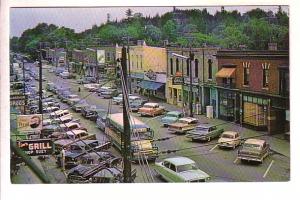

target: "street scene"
[9,6,290,183]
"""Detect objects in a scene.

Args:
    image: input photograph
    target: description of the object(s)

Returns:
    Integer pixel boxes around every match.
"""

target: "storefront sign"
[172,77,183,85]
[10,94,26,106]
[144,69,157,81]
[17,114,43,132]
[17,139,53,156]
[184,77,199,85]
[97,50,105,64]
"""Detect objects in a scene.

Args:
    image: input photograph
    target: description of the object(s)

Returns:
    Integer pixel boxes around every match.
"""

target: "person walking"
[61,148,66,171]
[78,87,81,92]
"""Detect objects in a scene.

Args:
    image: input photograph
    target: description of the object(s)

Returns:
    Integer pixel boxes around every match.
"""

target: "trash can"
[206,106,213,119]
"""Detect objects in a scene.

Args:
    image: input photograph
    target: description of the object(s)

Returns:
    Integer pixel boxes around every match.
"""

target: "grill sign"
[17,139,53,156]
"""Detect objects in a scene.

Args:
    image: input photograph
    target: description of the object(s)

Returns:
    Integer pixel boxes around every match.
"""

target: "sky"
[10,6,289,37]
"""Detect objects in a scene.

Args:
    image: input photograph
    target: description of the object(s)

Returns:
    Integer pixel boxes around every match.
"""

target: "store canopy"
[215,68,236,78]
[138,80,164,90]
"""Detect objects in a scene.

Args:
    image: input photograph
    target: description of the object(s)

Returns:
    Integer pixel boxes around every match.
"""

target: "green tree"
[162,20,177,42]
[125,9,133,18]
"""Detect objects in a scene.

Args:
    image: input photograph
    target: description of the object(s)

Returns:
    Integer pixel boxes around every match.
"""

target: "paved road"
[22,66,290,183]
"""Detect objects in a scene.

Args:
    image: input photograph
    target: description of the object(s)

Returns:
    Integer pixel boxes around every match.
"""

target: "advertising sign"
[17,139,53,156]
[97,50,105,64]
[17,114,43,132]
[172,77,183,85]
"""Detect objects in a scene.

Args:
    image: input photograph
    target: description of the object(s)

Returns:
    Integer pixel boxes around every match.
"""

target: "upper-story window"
[170,58,174,75]
[243,62,250,86]
[176,58,179,72]
[140,55,142,69]
[262,63,270,88]
[279,68,289,96]
[195,59,199,78]
[208,59,212,79]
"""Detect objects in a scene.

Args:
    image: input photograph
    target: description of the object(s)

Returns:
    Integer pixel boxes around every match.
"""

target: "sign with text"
[172,77,183,85]
[10,94,26,106]
[17,114,42,132]
[17,139,53,156]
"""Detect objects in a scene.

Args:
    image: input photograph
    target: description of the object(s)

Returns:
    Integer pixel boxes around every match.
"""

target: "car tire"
[207,137,211,142]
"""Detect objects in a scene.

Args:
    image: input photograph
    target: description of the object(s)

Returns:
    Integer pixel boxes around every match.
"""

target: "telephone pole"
[121,46,132,183]
[38,49,43,114]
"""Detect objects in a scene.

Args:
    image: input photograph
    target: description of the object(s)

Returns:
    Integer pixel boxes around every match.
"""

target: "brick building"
[215,49,289,134]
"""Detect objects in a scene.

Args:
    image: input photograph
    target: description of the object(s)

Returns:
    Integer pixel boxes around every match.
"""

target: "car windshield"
[166,113,179,118]
[177,164,198,172]
[222,134,234,139]
[243,143,261,150]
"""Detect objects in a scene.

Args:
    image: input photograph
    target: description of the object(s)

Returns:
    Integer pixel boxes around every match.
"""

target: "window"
[176,58,179,72]
[195,59,199,78]
[140,55,142,69]
[170,58,173,75]
[186,59,190,76]
[279,69,289,96]
[136,55,139,69]
[169,164,176,172]
[208,59,212,79]
[263,68,269,88]
[243,62,250,86]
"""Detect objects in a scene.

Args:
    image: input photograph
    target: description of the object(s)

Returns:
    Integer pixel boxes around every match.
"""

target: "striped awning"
[215,68,236,78]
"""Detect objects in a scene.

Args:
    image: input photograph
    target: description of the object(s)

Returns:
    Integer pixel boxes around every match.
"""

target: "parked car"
[237,139,270,163]
[129,100,144,112]
[46,82,55,92]
[43,101,60,108]
[77,76,97,84]
[60,71,71,79]
[168,117,199,134]
[83,84,100,92]
[49,109,71,119]
[43,115,79,126]
[160,111,184,127]
[112,94,132,105]
[218,131,241,149]
[42,106,60,114]
[81,105,106,121]
[154,157,210,182]
[58,122,87,133]
[138,102,165,117]
[96,115,107,131]
[185,124,224,142]
[65,94,80,105]
[100,89,119,99]
[61,92,73,103]
[71,100,89,112]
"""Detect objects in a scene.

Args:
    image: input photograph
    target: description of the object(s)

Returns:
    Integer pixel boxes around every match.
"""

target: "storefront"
[130,72,145,93]
[138,80,165,100]
[218,89,240,122]
[242,94,268,130]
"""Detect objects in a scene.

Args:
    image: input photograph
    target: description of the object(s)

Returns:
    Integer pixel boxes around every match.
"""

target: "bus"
[105,113,158,162]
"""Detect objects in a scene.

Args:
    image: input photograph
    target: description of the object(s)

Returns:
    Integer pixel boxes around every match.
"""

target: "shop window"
[195,59,199,78]
[170,58,174,75]
[208,59,212,79]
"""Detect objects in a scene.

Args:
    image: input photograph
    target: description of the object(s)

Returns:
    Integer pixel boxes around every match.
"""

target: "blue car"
[160,111,184,127]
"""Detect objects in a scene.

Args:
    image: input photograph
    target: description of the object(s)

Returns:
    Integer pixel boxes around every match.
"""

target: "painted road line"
[263,160,274,178]
[234,158,239,164]
[209,144,218,152]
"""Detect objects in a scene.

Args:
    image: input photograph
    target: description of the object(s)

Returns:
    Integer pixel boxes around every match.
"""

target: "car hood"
[169,122,188,128]
[179,170,210,181]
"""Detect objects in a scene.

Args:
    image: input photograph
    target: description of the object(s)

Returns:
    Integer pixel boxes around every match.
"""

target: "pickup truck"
[237,139,270,164]
[186,124,224,142]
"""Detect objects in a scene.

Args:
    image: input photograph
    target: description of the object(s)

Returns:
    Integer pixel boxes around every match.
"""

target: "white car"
[218,131,241,149]
[154,157,210,182]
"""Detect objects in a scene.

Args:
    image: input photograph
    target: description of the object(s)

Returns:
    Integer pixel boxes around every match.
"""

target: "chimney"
[268,43,278,51]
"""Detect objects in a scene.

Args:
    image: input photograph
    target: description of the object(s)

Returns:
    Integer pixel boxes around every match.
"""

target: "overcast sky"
[10,6,289,37]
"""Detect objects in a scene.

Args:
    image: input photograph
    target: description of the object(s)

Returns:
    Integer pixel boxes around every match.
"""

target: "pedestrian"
[61,148,66,171]
[78,87,81,92]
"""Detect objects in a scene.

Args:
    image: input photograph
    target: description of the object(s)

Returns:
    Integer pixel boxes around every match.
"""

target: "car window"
[191,120,198,124]
[169,164,176,172]
[163,161,170,168]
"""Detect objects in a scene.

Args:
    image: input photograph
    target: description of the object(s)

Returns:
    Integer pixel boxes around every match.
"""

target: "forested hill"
[11,7,289,58]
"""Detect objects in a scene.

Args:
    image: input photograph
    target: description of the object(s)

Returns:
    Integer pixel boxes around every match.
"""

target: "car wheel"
[207,137,211,142]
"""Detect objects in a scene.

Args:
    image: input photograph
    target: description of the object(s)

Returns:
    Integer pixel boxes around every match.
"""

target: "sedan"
[154,157,210,182]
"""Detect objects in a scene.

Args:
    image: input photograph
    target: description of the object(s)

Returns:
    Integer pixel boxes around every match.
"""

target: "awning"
[138,80,164,90]
[215,68,236,78]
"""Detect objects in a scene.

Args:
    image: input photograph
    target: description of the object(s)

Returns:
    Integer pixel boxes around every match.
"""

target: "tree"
[144,25,162,44]
[125,9,133,19]
[162,20,177,42]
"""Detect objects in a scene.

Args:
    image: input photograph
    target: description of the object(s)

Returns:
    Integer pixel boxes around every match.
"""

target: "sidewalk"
[141,94,290,158]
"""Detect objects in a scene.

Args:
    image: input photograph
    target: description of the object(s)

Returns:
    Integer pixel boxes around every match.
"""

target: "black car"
[81,105,106,121]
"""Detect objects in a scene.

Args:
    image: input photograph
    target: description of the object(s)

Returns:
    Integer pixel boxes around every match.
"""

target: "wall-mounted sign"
[10,94,26,106]
[17,114,42,132]
[184,77,199,85]
[172,77,183,85]
[17,139,53,156]
[144,69,157,81]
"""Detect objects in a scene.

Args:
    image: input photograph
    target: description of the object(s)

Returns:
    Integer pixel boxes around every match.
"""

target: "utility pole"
[22,58,26,114]
[123,36,131,93]
[65,41,70,72]
[38,49,43,114]
[189,48,194,117]
[121,46,132,183]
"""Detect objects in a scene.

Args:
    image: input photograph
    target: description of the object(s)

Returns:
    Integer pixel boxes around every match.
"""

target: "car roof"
[144,102,159,106]
[222,131,238,135]
[66,129,87,136]
[244,139,265,145]
[167,111,182,115]
[196,124,214,129]
[178,117,198,123]
[164,157,195,166]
